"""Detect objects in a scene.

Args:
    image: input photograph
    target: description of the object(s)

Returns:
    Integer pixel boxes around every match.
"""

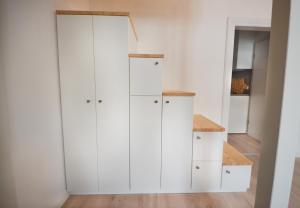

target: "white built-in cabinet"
[57,14,133,194]
[57,13,232,195]
[130,96,162,193]
[161,96,193,192]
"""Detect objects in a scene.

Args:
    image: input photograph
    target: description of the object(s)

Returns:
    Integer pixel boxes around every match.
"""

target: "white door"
[93,16,130,193]
[192,161,222,191]
[161,96,193,192]
[57,15,98,193]
[130,96,162,193]
[130,58,163,95]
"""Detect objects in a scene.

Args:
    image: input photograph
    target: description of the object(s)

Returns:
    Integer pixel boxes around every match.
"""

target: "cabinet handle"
[197,136,201,140]
[154,100,158,104]
[154,61,159,66]
[226,170,231,174]
[98,100,102,103]
[166,101,170,104]
[86,99,91,103]
[196,166,200,170]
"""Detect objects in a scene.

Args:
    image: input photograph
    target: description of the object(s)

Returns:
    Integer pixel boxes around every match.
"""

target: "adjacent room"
[0,0,299,208]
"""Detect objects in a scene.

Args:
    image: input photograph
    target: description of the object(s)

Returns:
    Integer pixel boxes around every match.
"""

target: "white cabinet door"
[93,16,130,193]
[192,161,222,191]
[130,58,163,95]
[161,96,193,192]
[193,132,223,161]
[57,15,98,193]
[130,96,162,193]
[228,96,250,133]
[221,165,252,192]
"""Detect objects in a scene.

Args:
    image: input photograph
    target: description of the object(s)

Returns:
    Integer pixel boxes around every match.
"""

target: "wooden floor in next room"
[62,134,300,208]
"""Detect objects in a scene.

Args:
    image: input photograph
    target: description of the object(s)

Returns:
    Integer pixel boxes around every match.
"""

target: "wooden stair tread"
[223,142,253,166]
[193,114,225,132]
[162,90,196,97]
[56,10,138,41]
[129,54,164,58]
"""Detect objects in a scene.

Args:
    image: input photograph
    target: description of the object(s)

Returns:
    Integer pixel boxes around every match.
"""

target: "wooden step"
[128,54,164,58]
[162,90,196,97]
[193,114,225,132]
[223,142,253,166]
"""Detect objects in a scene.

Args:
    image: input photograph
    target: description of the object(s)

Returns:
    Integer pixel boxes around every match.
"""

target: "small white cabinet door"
[57,15,98,193]
[192,161,222,191]
[130,58,163,95]
[130,96,162,193]
[193,132,223,161]
[161,96,193,192]
[93,16,130,193]
[221,165,252,192]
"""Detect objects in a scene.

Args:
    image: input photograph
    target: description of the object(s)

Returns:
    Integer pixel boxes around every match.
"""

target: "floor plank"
[62,134,299,208]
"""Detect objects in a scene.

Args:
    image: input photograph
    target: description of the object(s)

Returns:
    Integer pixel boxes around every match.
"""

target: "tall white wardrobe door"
[130,96,162,193]
[93,16,130,193]
[161,96,193,192]
[57,15,98,193]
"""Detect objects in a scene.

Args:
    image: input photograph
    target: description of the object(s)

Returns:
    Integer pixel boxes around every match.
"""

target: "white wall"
[235,31,256,69]
[55,0,273,122]
[0,1,67,207]
[297,129,300,157]
[248,33,270,141]
[255,0,300,207]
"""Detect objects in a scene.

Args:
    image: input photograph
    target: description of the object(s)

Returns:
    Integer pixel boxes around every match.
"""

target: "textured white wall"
[55,0,273,122]
[0,1,67,207]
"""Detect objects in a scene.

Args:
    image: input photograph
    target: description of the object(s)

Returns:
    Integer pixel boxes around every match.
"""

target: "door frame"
[221,17,271,138]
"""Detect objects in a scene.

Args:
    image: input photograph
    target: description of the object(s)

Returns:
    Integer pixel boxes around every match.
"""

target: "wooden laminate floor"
[62,134,299,208]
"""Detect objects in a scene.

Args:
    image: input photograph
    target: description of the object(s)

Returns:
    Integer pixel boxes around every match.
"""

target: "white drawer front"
[192,161,222,191]
[130,58,162,95]
[221,165,252,192]
[193,132,223,161]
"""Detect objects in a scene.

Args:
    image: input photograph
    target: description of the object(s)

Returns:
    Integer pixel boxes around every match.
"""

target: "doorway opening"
[228,29,270,154]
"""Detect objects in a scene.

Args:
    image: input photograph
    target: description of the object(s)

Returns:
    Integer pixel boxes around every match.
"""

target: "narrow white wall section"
[1,0,68,207]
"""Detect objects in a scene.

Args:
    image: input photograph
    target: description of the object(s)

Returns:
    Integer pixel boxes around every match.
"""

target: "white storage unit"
[130,58,163,95]
[130,96,162,193]
[161,96,194,193]
[193,132,223,161]
[192,161,222,191]
[221,165,252,192]
[228,95,250,133]
[191,132,223,192]
[57,13,135,194]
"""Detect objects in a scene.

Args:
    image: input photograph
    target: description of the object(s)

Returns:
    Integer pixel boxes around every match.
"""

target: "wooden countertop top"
[128,54,164,58]
[162,91,196,97]
[223,142,253,166]
[56,10,138,41]
[193,114,225,132]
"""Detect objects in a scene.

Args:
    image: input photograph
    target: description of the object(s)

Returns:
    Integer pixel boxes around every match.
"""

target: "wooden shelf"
[128,54,164,58]
[162,90,196,97]
[193,114,225,132]
[223,142,253,166]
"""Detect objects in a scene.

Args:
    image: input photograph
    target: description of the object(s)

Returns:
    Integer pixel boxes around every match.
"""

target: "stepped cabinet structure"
[56,11,253,195]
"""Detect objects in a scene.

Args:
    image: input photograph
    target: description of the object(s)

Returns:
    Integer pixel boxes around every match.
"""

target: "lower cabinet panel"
[221,165,252,192]
[161,96,193,192]
[192,161,222,191]
[130,96,162,193]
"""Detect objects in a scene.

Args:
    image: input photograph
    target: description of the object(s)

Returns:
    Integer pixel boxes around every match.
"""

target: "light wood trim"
[128,54,164,58]
[223,142,253,166]
[162,90,196,97]
[56,10,130,16]
[193,114,225,132]
[128,16,138,41]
